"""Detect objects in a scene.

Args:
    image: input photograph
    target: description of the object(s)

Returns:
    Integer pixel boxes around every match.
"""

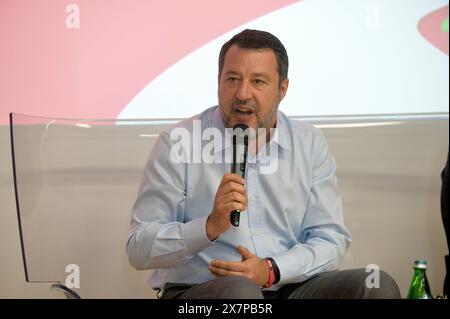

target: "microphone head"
[233,123,249,132]
[232,124,249,146]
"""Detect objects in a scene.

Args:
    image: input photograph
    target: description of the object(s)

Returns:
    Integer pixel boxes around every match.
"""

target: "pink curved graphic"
[418,5,449,55]
[0,0,298,125]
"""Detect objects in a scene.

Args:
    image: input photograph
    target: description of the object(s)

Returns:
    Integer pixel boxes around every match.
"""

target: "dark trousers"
[160,268,401,299]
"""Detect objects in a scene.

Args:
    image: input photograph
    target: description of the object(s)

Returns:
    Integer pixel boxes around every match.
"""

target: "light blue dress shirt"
[127,106,351,291]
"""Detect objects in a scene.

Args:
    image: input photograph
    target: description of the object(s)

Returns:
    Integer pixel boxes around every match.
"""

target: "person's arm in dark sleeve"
[441,151,449,296]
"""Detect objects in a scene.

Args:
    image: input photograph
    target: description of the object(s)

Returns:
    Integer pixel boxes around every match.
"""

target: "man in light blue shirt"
[127,29,400,299]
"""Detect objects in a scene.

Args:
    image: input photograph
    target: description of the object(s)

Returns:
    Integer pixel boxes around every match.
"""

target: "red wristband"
[263,258,275,288]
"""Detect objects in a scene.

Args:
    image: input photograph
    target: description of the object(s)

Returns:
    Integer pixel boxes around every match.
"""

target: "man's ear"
[218,73,221,89]
[280,78,289,100]
[217,73,221,95]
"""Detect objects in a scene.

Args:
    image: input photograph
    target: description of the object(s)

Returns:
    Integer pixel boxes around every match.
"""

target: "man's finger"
[222,191,246,206]
[219,173,245,187]
[209,268,221,278]
[208,264,244,278]
[219,182,246,197]
[211,259,245,272]
[237,245,254,259]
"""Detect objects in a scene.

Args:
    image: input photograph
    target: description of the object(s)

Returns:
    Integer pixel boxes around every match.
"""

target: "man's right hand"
[206,173,247,241]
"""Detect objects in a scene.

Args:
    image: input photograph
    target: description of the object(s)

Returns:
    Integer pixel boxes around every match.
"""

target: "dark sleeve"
[442,150,449,297]
[441,151,449,249]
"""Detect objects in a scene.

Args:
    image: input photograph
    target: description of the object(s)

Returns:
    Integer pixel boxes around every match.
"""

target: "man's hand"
[208,245,269,287]
[206,173,246,241]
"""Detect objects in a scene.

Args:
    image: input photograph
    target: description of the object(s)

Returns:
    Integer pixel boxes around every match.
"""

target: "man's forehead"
[225,45,276,60]
[222,45,278,73]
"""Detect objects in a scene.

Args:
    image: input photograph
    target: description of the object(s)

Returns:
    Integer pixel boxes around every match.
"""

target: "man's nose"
[235,80,252,102]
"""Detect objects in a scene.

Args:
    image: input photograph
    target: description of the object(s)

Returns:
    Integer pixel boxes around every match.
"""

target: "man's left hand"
[208,245,269,287]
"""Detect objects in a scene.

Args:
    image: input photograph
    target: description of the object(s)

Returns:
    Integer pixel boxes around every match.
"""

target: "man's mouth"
[233,105,255,116]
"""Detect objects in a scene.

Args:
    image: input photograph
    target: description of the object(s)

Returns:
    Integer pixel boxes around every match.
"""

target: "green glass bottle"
[407,260,433,299]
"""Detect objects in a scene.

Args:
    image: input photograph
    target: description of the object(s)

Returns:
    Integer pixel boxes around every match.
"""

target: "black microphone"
[230,123,249,227]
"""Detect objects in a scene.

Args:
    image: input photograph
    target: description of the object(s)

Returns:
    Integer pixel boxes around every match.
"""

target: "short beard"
[257,103,279,129]
[220,104,279,128]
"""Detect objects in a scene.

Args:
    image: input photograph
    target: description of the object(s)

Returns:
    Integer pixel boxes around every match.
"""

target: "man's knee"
[366,270,401,299]
[215,276,263,299]
[328,268,401,299]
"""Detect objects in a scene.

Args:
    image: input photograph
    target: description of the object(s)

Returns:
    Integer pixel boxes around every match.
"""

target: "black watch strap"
[266,257,280,284]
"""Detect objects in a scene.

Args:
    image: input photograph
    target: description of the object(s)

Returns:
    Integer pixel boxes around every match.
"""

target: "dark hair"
[218,29,289,86]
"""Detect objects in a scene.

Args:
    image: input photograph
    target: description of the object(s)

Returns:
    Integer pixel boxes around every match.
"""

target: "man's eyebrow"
[252,73,270,80]
[224,71,271,79]
[223,71,240,76]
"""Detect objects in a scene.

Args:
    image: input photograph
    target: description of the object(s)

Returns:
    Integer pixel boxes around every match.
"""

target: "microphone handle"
[230,144,247,227]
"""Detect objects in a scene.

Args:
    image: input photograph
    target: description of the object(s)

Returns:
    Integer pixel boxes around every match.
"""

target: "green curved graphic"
[442,17,449,32]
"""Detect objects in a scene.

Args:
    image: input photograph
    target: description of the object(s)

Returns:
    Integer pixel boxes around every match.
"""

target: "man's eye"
[253,79,265,85]
[227,77,239,82]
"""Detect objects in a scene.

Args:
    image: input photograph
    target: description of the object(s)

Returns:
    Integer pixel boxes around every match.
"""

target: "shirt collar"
[272,111,292,152]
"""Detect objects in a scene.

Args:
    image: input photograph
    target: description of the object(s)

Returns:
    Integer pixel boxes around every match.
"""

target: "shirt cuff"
[271,247,312,285]
[181,216,214,254]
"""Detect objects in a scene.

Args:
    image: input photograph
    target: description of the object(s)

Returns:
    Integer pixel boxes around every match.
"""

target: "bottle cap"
[414,260,428,269]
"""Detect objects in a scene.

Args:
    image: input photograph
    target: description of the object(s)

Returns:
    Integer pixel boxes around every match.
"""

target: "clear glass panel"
[9,113,173,297]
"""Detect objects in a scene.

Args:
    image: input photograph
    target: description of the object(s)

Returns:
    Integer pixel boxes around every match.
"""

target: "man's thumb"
[237,245,254,259]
